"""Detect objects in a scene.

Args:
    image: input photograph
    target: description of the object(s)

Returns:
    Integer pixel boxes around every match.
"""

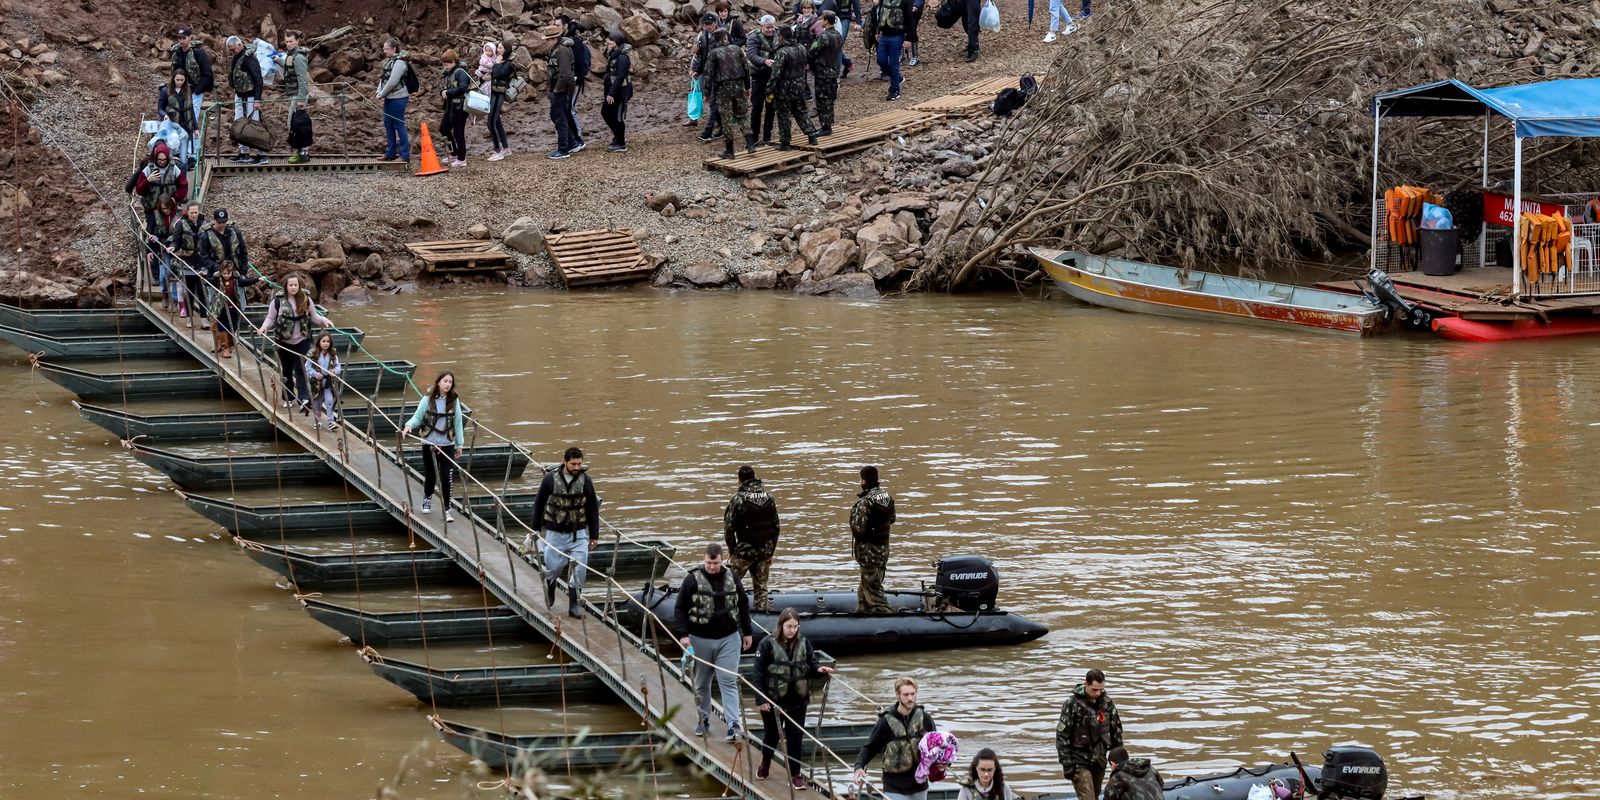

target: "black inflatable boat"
[623,555,1048,655]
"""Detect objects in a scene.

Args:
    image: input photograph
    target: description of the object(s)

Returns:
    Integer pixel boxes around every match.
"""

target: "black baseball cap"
[701,12,717,24]
[213,208,228,222]
[177,27,193,37]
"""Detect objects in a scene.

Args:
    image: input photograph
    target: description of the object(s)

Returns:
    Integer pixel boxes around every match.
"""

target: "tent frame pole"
[1369,109,1383,274]
[1479,111,1490,270]
[1512,135,1524,298]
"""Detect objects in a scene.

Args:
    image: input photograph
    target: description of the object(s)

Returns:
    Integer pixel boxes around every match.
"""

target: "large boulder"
[683,260,731,287]
[859,191,931,223]
[467,222,490,240]
[589,5,625,32]
[355,252,384,279]
[794,271,878,298]
[336,284,374,305]
[75,279,114,309]
[738,269,778,289]
[812,239,858,281]
[326,49,368,77]
[490,0,525,15]
[317,269,351,301]
[317,235,345,266]
[797,226,843,268]
[643,0,678,17]
[385,258,422,282]
[854,215,904,265]
[502,216,547,255]
[622,15,661,45]
[646,191,681,211]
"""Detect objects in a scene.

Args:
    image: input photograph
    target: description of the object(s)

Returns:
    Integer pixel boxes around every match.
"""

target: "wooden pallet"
[953,75,1022,96]
[908,92,995,116]
[546,229,652,288]
[704,147,817,178]
[850,108,946,135]
[209,154,410,177]
[404,240,513,273]
[798,126,889,159]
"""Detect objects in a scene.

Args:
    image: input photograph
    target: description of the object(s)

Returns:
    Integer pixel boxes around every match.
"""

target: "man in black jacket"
[601,31,633,152]
[171,28,215,112]
[547,35,580,158]
[723,465,780,612]
[225,36,266,164]
[673,543,753,741]
[745,16,781,147]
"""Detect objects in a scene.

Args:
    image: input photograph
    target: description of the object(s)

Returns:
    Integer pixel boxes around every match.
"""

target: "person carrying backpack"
[561,16,591,151]
[375,37,414,163]
[276,30,311,163]
[863,0,913,101]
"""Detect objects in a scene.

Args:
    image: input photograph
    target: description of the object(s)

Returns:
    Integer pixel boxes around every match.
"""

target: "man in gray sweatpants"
[673,543,754,740]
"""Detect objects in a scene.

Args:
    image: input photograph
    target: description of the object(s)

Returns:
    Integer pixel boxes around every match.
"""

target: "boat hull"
[128,443,529,490]
[1032,249,1388,336]
[0,324,186,358]
[37,358,415,400]
[1432,315,1600,341]
[0,304,154,335]
[628,587,1048,655]
[236,539,472,590]
[299,597,536,645]
[76,401,411,441]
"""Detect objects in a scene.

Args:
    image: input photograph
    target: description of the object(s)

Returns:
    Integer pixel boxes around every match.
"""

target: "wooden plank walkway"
[133,302,811,800]
[1316,266,1600,321]
[851,108,946,135]
[209,154,410,177]
[705,147,818,178]
[546,230,653,287]
[908,92,994,116]
[405,240,513,273]
[798,126,891,158]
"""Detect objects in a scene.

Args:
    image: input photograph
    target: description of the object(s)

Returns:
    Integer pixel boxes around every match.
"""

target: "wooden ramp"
[851,108,946,135]
[953,75,1021,96]
[704,147,817,178]
[798,126,890,158]
[405,240,513,273]
[909,92,995,116]
[131,302,836,800]
[209,153,409,177]
[546,229,653,287]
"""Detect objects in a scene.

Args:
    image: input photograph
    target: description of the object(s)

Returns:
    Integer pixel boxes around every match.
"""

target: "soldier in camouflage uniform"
[705,29,757,157]
[724,465,781,612]
[1056,669,1125,800]
[808,12,844,136]
[769,26,819,150]
[1101,747,1164,800]
[849,465,896,613]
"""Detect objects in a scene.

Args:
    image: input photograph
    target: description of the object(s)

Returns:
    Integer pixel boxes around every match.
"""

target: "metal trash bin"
[1419,227,1459,276]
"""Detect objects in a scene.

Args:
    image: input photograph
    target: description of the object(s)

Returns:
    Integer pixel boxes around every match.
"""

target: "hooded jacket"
[547,38,577,94]
[602,43,632,101]
[1101,758,1164,800]
[724,478,780,553]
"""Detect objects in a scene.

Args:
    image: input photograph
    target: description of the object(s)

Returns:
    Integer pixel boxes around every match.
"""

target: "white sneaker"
[1063,21,1077,34]
[421,498,432,514]
[444,510,456,523]
[487,150,505,162]
[1043,31,1057,42]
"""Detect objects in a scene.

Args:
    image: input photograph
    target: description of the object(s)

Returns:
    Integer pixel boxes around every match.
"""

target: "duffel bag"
[229,116,274,151]
[935,0,962,29]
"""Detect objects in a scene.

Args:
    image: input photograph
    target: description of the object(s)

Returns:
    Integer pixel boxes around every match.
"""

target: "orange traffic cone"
[415,122,448,177]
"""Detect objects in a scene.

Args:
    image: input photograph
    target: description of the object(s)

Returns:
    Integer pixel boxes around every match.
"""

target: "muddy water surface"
[3,288,1598,799]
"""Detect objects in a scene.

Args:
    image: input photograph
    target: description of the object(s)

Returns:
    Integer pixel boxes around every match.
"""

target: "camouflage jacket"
[1055,683,1123,770]
[849,485,895,545]
[724,478,780,553]
[1101,758,1163,800]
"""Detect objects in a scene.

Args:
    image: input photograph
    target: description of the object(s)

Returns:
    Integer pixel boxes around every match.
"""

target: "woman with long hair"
[146,195,180,310]
[754,607,835,789]
[305,332,343,430]
[486,42,516,161]
[402,372,466,522]
[158,69,198,167]
[957,749,1018,800]
[256,273,332,411]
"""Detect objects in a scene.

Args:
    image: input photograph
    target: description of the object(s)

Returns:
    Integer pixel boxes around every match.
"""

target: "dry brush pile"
[912,0,1600,291]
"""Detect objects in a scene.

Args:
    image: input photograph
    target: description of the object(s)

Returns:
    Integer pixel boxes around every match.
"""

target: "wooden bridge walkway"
[133,300,853,800]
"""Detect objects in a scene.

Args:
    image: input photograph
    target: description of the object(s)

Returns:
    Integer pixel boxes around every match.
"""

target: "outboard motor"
[1364,267,1431,330]
[933,555,1000,612]
[1318,746,1387,799]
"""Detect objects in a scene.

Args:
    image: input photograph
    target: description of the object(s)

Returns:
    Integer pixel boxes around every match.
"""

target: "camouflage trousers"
[715,84,750,141]
[1069,765,1106,800]
[852,541,890,613]
[813,72,839,129]
[775,90,815,145]
[727,540,776,612]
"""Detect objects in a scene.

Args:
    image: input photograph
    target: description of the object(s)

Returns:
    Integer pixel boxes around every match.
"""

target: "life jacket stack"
[1516,211,1572,288]
[1382,185,1442,270]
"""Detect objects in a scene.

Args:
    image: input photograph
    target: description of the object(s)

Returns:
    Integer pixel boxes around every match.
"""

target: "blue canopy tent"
[1369,78,1600,296]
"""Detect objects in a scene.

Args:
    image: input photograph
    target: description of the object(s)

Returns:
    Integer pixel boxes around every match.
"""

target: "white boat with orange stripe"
[1030,248,1394,336]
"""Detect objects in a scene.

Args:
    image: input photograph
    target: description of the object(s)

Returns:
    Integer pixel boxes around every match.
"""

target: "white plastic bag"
[252,38,280,82]
[1246,785,1274,800]
[147,119,188,155]
[979,0,1001,31]
[465,90,492,116]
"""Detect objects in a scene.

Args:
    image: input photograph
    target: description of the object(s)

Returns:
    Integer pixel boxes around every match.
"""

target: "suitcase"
[229,117,274,151]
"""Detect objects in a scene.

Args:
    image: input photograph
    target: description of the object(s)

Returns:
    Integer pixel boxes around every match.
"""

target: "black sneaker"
[228,154,249,164]
[567,585,583,618]
[697,131,716,142]
[251,155,268,164]
[965,51,979,62]
[607,142,627,152]
[887,92,902,101]
[569,140,587,153]
[547,149,571,160]
[820,126,833,137]
[842,61,853,80]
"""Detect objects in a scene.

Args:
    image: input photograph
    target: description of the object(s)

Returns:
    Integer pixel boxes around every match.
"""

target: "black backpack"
[935,0,962,29]
[573,39,592,82]
[399,60,419,94]
[288,108,314,149]
[992,74,1037,117]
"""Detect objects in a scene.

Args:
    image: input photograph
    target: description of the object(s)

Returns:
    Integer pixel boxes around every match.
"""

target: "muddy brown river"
[2,289,1597,799]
